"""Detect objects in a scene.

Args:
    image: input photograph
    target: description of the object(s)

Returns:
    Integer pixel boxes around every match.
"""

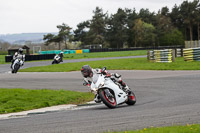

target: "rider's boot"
[123,85,131,94]
[94,94,101,103]
[118,80,131,93]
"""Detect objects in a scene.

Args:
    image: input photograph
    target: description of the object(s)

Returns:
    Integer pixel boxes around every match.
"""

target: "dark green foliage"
[43,23,73,50]
[73,0,200,48]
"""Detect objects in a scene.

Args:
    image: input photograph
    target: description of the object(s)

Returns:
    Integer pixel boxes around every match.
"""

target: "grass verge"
[0,50,146,64]
[20,57,200,72]
[0,55,6,64]
[63,50,147,59]
[108,124,200,133]
[0,88,94,114]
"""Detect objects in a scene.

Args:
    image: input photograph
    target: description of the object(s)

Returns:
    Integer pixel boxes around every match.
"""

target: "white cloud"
[0,0,192,34]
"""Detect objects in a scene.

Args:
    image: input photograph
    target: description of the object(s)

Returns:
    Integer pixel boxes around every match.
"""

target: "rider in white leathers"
[11,48,25,69]
[81,65,130,103]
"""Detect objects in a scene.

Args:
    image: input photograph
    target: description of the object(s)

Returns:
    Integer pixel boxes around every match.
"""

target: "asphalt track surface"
[0,57,200,133]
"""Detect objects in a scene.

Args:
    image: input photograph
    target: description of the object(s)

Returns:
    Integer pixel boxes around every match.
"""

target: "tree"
[126,8,139,47]
[57,23,73,49]
[73,21,90,46]
[179,0,200,40]
[132,19,143,47]
[142,22,156,47]
[43,33,55,45]
[87,7,108,47]
[132,19,156,47]
[43,23,73,50]
[138,8,156,25]
[159,29,184,46]
[106,8,128,48]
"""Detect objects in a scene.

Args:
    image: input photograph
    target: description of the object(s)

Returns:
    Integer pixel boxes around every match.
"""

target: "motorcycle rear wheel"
[99,89,117,109]
[126,91,136,105]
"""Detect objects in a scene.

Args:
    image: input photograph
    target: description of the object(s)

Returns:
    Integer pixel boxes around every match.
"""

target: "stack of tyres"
[147,51,155,62]
[154,49,173,63]
[183,47,200,61]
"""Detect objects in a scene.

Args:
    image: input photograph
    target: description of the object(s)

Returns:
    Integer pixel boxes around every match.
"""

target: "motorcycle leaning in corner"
[83,67,136,109]
[52,52,63,64]
[11,58,24,73]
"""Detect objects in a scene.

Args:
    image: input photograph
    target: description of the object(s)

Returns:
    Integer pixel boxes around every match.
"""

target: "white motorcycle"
[11,59,24,73]
[52,55,62,64]
[88,67,136,109]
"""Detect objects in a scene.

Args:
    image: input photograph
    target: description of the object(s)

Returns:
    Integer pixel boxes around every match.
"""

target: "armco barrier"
[76,50,83,54]
[39,50,61,54]
[82,49,90,53]
[183,47,200,61]
[70,50,76,54]
[147,49,175,63]
[5,54,55,62]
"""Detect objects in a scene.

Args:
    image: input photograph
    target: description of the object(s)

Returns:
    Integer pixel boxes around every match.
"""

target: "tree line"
[44,0,200,49]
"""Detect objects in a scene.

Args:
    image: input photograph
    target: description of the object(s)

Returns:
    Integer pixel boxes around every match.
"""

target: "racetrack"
[0,70,200,133]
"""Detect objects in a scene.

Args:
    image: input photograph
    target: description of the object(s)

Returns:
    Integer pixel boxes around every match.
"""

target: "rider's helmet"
[81,65,93,78]
[18,48,23,54]
[59,51,63,56]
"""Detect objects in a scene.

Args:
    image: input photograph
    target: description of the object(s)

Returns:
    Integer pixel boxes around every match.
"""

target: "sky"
[0,0,191,34]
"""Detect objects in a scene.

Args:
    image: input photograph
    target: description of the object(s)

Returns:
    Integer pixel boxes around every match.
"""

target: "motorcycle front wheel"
[12,64,20,73]
[52,60,55,64]
[126,91,136,105]
[99,89,117,109]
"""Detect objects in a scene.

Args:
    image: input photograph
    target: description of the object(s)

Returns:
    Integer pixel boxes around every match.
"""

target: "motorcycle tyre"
[14,64,20,73]
[52,60,55,64]
[126,91,136,105]
[99,89,117,109]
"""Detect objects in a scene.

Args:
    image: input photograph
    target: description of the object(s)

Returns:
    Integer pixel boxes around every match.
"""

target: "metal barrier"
[183,47,200,61]
[147,49,175,63]
[5,54,55,62]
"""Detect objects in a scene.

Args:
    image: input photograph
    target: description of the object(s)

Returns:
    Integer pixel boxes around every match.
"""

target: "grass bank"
[63,50,147,59]
[0,88,93,114]
[0,50,146,64]
[20,57,200,72]
[109,124,200,133]
[0,55,6,64]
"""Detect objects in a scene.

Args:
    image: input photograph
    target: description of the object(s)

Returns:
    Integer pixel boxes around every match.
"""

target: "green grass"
[0,55,6,64]
[108,124,200,133]
[0,88,94,114]
[20,57,200,72]
[63,50,147,59]
[0,50,146,64]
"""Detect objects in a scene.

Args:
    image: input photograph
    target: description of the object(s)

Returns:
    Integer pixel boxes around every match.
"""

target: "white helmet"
[18,48,23,54]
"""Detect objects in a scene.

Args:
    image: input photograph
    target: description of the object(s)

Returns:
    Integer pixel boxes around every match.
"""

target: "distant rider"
[81,65,130,103]
[11,48,25,68]
[58,52,63,62]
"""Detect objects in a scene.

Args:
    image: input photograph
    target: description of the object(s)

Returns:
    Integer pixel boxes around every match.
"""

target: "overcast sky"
[0,0,191,34]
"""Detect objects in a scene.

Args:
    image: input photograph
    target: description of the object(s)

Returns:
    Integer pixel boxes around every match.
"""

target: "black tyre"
[126,91,136,105]
[11,70,15,73]
[99,89,117,109]
[14,64,20,73]
[52,60,55,64]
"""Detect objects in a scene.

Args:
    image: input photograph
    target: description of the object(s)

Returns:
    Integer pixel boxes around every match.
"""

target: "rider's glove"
[83,80,91,87]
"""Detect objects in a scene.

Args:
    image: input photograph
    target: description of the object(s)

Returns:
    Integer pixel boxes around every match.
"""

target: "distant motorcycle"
[86,67,136,108]
[11,59,24,73]
[52,55,62,64]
